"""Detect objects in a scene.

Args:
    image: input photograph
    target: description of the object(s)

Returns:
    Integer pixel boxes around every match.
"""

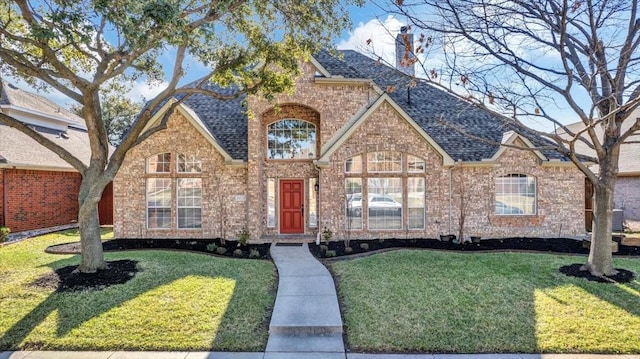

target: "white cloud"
[126,80,168,102]
[337,15,405,66]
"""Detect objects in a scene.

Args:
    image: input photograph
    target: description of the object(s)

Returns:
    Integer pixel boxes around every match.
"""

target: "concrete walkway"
[3,243,640,359]
[265,242,344,359]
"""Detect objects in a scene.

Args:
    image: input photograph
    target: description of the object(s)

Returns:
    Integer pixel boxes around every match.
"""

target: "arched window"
[267,119,316,159]
[495,174,536,215]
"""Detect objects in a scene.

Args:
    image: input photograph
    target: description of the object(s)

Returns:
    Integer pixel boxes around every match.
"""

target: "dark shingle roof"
[319,50,565,161]
[178,83,248,161]
[180,49,564,162]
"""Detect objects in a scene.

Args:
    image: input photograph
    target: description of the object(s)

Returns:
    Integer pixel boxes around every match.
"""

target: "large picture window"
[368,178,402,230]
[267,119,316,159]
[345,152,425,231]
[495,174,536,215]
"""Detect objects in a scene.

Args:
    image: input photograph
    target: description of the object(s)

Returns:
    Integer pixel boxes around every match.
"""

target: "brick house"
[0,81,113,233]
[113,48,585,242]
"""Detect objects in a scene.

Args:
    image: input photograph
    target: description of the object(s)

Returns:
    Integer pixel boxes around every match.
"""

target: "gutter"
[0,163,78,173]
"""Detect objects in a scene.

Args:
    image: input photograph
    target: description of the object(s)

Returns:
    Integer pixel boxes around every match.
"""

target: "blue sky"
[9,3,580,131]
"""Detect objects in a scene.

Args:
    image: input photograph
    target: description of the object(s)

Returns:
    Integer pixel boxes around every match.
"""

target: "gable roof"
[166,50,567,163]
[0,81,86,130]
[0,81,93,171]
[174,83,248,161]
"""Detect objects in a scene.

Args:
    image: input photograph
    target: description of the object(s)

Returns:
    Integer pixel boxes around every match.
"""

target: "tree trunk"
[76,176,107,273]
[583,175,617,277]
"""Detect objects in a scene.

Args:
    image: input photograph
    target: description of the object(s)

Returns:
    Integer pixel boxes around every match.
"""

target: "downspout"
[448,160,462,234]
[448,165,453,234]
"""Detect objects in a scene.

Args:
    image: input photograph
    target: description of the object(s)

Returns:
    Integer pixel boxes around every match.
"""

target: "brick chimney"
[395,26,415,76]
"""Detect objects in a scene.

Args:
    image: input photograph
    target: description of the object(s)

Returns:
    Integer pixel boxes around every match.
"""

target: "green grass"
[0,229,276,351]
[330,250,640,354]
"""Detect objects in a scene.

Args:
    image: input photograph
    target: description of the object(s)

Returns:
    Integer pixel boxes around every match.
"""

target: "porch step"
[261,234,317,243]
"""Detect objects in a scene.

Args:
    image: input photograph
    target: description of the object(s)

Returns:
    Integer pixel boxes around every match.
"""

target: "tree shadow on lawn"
[334,252,639,354]
[0,251,275,351]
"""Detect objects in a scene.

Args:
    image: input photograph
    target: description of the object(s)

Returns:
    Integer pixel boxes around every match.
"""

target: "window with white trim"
[145,153,203,229]
[177,178,202,228]
[495,174,536,215]
[367,151,402,173]
[344,152,426,231]
[147,178,171,229]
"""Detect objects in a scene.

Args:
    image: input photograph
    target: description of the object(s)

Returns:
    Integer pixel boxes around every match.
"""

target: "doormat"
[275,243,304,247]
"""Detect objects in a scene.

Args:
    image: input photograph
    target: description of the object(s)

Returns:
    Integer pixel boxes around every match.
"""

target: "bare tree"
[0,0,361,273]
[374,0,640,276]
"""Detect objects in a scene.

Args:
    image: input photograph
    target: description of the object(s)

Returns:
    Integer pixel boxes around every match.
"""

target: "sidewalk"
[2,351,640,358]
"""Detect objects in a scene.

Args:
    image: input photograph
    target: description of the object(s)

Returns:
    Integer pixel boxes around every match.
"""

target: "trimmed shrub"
[206,243,217,252]
[344,246,353,254]
[233,249,243,257]
[325,250,336,257]
[359,243,369,251]
[249,248,261,259]
[216,247,228,255]
[0,227,10,243]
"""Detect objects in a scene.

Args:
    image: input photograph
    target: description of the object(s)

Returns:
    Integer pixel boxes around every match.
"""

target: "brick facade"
[113,60,585,241]
[114,112,247,239]
[614,176,640,221]
[0,169,81,232]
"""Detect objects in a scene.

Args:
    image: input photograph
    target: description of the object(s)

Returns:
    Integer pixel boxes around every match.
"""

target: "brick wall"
[114,112,247,239]
[2,169,81,232]
[614,176,640,220]
[0,169,4,227]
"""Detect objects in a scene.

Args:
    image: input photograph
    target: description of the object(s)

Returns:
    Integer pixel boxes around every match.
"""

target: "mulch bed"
[559,263,635,283]
[308,237,640,258]
[47,238,272,260]
[30,260,139,292]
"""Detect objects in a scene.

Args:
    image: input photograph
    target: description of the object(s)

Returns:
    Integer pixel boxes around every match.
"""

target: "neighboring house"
[0,81,113,233]
[113,44,585,241]
[559,118,640,229]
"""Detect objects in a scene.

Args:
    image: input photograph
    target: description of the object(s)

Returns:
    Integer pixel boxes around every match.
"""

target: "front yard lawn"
[330,250,640,354]
[0,229,276,351]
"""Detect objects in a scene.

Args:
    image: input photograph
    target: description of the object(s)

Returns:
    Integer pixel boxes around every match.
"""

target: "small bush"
[216,247,228,255]
[249,248,261,259]
[233,249,244,257]
[378,238,385,243]
[0,227,10,243]
[206,243,218,252]
[345,246,354,254]
[325,250,336,257]
[360,243,369,251]
[322,227,333,242]
[320,245,328,253]
[237,227,250,246]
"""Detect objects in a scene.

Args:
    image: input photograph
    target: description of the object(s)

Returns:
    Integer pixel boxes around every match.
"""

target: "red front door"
[280,180,304,234]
